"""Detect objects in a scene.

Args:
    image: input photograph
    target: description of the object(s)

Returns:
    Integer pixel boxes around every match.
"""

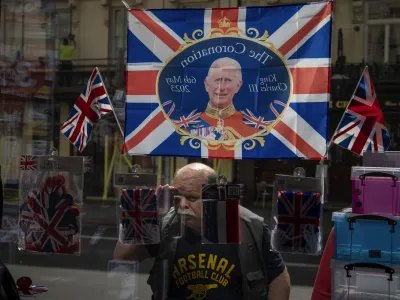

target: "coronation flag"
[124,2,333,159]
[331,67,390,156]
[61,68,112,152]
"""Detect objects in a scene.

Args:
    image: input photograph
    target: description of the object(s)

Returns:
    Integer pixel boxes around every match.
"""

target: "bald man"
[186,57,261,140]
[114,163,290,300]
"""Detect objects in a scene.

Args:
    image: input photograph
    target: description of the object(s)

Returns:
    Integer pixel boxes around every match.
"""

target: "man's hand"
[113,185,175,261]
[268,267,290,300]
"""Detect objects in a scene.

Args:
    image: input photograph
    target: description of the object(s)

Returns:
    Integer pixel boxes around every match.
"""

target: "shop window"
[109,7,127,61]
[366,2,400,64]
[368,3,400,20]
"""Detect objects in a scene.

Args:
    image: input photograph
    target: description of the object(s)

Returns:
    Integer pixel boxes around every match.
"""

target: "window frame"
[108,6,127,61]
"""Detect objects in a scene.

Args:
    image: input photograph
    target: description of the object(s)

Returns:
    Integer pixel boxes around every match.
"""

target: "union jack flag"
[174,109,201,128]
[41,175,67,210]
[274,191,321,253]
[332,67,390,156]
[123,2,332,159]
[119,188,159,244]
[61,68,112,152]
[241,109,271,129]
[19,176,80,254]
[20,155,37,171]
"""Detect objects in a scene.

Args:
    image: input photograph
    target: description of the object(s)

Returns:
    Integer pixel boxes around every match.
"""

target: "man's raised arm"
[268,267,291,300]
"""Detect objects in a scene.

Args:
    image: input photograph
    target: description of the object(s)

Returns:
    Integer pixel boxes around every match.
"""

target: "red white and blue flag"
[201,184,240,244]
[119,188,159,244]
[241,109,271,130]
[19,175,80,254]
[331,67,390,155]
[124,2,333,159]
[274,191,321,253]
[20,155,37,171]
[61,68,112,152]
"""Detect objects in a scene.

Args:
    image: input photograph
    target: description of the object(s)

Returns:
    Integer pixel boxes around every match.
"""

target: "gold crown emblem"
[218,17,231,28]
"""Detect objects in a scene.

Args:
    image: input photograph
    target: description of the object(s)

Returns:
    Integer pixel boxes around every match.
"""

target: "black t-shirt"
[167,228,242,300]
[148,224,286,299]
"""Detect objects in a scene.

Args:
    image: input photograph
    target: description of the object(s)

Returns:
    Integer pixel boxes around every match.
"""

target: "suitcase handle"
[344,262,395,281]
[347,215,397,233]
[359,172,398,187]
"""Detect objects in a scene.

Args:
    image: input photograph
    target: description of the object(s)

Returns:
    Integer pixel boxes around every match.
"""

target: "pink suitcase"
[352,167,400,216]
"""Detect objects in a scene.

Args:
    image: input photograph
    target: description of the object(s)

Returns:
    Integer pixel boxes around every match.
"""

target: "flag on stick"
[331,66,390,156]
[61,68,123,152]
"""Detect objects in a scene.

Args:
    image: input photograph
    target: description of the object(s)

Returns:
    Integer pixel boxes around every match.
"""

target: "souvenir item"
[331,67,390,156]
[274,191,322,253]
[271,174,323,255]
[201,184,240,244]
[60,68,114,152]
[119,188,159,244]
[18,153,83,255]
[123,3,333,160]
[114,166,169,244]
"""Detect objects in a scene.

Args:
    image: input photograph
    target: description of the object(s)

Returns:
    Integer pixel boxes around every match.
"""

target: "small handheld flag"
[61,68,122,152]
[331,66,390,156]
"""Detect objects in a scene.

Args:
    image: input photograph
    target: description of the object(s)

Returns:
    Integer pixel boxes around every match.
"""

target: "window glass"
[0,1,398,300]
